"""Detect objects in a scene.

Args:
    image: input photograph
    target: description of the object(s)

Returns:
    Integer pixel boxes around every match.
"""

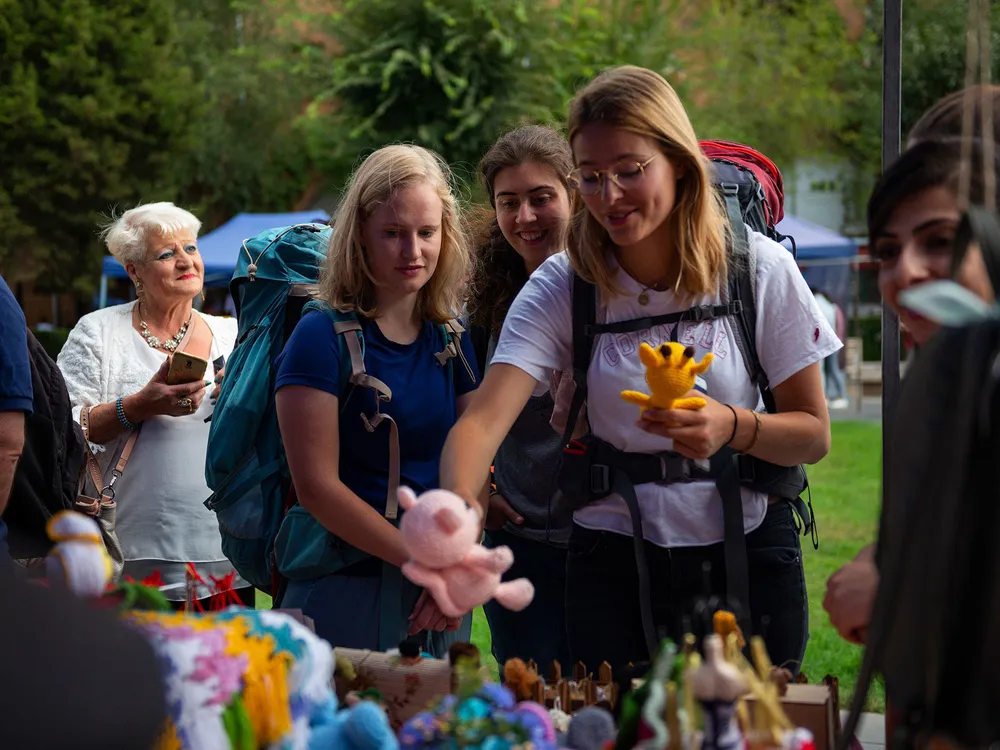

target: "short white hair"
[100,202,202,266]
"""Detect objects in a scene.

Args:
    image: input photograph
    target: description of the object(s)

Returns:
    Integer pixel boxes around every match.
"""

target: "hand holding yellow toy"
[621,342,714,420]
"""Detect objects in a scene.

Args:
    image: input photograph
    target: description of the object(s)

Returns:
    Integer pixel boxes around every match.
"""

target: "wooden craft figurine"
[621,342,713,418]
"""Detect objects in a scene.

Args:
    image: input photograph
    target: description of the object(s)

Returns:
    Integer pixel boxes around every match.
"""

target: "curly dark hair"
[468,125,573,336]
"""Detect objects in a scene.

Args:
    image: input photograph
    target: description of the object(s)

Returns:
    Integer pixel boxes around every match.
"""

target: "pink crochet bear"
[397,486,535,618]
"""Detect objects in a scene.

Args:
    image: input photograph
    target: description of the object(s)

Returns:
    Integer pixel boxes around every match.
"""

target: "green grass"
[800,421,885,712]
[259,421,884,710]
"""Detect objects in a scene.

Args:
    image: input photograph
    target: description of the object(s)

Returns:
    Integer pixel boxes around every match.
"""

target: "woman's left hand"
[637,391,738,461]
[408,589,462,635]
[210,365,226,405]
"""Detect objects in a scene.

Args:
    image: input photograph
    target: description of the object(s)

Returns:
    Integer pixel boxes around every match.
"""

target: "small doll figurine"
[448,642,482,670]
[621,342,713,420]
[685,634,749,750]
[45,510,113,598]
[397,486,534,617]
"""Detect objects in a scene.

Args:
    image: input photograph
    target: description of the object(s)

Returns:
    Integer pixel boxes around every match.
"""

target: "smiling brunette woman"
[466,125,575,671]
[58,202,247,607]
[440,66,839,673]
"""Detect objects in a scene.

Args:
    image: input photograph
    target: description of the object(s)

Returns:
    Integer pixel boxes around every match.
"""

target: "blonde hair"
[318,144,470,322]
[100,202,202,267]
[567,65,728,299]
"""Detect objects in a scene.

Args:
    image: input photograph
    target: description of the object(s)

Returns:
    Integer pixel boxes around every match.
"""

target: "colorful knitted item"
[124,607,336,750]
[398,662,557,750]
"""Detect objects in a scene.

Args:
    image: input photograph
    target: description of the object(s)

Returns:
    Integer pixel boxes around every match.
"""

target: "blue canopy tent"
[98,210,330,308]
[775,213,858,313]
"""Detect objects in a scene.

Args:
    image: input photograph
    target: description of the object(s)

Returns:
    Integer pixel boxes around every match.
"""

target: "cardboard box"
[334,647,453,730]
[746,684,838,750]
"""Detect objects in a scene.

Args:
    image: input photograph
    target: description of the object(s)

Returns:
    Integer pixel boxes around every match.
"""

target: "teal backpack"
[204,222,473,604]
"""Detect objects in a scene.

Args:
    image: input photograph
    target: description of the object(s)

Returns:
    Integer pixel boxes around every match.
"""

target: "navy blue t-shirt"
[274,310,480,515]
[0,276,32,415]
[0,275,31,564]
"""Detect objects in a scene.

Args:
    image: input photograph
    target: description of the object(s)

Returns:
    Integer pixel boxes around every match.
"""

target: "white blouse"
[58,302,242,599]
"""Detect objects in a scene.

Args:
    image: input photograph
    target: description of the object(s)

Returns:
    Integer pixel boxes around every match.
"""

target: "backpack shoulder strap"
[561,272,597,448]
[304,301,393,405]
[303,301,400,521]
[726,226,777,413]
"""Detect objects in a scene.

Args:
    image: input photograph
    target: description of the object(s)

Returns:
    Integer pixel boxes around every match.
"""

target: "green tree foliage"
[296,0,859,195]
[683,0,860,171]
[172,0,317,229]
[296,0,565,188]
[0,0,205,294]
[837,0,1000,225]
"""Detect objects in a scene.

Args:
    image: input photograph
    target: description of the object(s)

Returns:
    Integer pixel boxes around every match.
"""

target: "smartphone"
[166,351,209,385]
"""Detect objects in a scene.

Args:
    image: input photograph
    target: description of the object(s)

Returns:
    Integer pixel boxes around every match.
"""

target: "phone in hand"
[166,351,209,385]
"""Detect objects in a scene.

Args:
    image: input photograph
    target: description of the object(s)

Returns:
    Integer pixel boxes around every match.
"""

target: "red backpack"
[700,139,796,254]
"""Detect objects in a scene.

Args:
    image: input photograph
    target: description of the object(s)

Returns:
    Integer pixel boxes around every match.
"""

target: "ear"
[638,342,659,368]
[398,486,418,511]
[434,507,463,536]
[125,264,139,284]
[692,352,714,375]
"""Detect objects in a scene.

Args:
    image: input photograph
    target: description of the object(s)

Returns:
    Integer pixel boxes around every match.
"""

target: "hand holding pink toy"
[397,486,535,618]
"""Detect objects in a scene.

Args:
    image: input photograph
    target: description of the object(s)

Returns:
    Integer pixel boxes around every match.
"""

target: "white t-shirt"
[113,331,245,599]
[814,293,838,332]
[491,231,841,548]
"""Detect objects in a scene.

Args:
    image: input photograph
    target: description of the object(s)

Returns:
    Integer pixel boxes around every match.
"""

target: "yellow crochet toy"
[621,342,714,419]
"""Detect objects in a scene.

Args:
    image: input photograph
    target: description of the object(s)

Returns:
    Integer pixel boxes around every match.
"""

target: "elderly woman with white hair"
[57,202,251,607]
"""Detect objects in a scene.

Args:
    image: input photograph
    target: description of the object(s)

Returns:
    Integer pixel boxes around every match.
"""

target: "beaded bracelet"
[116,396,138,431]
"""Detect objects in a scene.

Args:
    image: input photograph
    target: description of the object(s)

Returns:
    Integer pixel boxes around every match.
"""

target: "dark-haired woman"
[467,125,575,671]
[824,136,998,644]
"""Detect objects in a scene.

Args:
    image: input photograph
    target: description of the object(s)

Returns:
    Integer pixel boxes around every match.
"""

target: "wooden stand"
[521,659,620,712]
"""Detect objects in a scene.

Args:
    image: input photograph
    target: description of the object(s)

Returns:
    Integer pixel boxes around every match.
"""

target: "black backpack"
[841,205,1000,749]
[555,142,814,657]
[4,330,85,559]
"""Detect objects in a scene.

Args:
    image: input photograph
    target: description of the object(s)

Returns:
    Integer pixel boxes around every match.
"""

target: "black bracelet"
[724,404,739,446]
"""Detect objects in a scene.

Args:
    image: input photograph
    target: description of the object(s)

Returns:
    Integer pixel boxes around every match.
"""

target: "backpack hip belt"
[558,430,808,658]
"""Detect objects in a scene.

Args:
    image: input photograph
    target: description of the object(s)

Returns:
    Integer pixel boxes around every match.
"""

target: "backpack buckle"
[658,454,691,483]
[736,454,756,483]
[434,342,458,366]
[361,412,384,433]
[590,464,610,495]
[690,305,716,322]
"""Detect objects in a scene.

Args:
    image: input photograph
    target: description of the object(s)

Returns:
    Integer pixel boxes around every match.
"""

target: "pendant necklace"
[139,305,192,352]
[638,282,667,306]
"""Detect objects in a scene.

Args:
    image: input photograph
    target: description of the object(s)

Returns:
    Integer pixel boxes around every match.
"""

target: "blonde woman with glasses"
[440,66,838,673]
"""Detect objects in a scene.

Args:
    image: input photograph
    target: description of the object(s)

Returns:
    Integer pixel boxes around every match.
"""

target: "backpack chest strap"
[583,439,730,494]
[434,319,477,383]
[585,301,743,337]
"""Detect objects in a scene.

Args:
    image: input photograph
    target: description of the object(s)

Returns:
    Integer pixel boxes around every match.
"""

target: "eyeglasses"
[566,155,657,195]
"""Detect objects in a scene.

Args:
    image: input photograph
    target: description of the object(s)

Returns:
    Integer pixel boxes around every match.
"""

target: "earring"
[134,279,145,302]
[201,288,206,302]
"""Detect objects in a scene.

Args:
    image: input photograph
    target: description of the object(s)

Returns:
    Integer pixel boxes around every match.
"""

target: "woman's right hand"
[408,589,462,634]
[823,544,878,645]
[129,359,210,419]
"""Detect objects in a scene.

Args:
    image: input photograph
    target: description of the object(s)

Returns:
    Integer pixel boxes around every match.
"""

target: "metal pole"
[881,0,902,481]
